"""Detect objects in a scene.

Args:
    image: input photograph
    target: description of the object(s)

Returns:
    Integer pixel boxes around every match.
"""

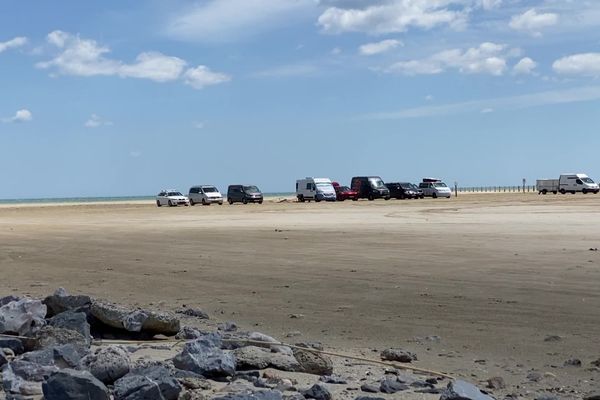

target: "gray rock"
[292,348,333,375]
[33,326,88,353]
[0,351,8,367]
[535,396,558,400]
[592,358,600,367]
[355,397,386,400]
[379,377,409,394]
[360,383,380,393]
[564,358,581,367]
[1,360,59,395]
[21,344,82,368]
[80,345,131,384]
[0,295,20,307]
[486,376,506,389]
[301,383,332,400]
[380,348,417,363]
[320,375,347,384]
[584,393,600,400]
[234,346,300,372]
[214,390,283,400]
[284,394,305,400]
[173,335,236,378]
[113,366,181,400]
[48,311,91,344]
[43,288,91,317]
[177,307,209,319]
[543,335,562,342]
[0,298,47,336]
[218,321,238,332]
[90,300,180,335]
[0,338,24,355]
[42,369,109,400]
[176,326,207,340]
[440,380,495,400]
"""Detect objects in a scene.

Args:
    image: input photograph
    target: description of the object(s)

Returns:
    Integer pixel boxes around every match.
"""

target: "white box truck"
[537,173,599,194]
[296,178,337,202]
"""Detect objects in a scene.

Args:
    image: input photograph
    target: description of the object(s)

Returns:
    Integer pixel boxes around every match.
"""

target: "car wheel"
[243,198,248,204]
[560,189,566,194]
[298,195,305,203]
[315,197,321,202]
[582,189,588,194]
[571,191,576,194]
[156,200,162,207]
[432,193,437,198]
[168,200,173,207]
[384,196,390,200]
[368,194,374,201]
[228,198,233,205]
[542,189,547,195]
[202,198,207,205]
[352,197,358,201]
[189,199,195,206]
[258,200,263,204]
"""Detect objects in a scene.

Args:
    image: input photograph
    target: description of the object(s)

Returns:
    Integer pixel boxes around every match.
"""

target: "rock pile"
[1,288,522,400]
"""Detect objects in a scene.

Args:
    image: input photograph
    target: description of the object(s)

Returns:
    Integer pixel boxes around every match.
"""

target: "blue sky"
[1,0,600,198]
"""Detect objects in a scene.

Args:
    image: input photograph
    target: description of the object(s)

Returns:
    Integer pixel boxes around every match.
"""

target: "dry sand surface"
[1,193,599,395]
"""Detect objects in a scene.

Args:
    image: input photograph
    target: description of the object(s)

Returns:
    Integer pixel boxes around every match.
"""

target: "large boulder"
[234,346,300,372]
[33,325,89,354]
[441,380,496,400]
[49,310,91,345]
[292,348,333,375]
[0,298,46,336]
[1,360,59,396]
[301,383,332,400]
[173,334,236,378]
[20,344,82,368]
[0,337,24,355]
[42,369,110,400]
[380,348,417,363]
[43,288,92,317]
[113,365,181,400]
[90,300,179,335]
[80,345,131,384]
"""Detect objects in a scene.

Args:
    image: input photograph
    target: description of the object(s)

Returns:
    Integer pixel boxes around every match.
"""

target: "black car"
[410,183,425,199]
[350,176,391,200]
[227,185,263,204]
[386,182,420,199]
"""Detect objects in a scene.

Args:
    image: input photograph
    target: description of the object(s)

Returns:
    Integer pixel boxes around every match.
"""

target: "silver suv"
[188,185,223,205]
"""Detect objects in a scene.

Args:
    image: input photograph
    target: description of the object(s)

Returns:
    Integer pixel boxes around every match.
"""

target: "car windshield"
[168,192,182,196]
[433,182,447,188]
[410,184,420,189]
[316,183,332,189]
[203,187,217,193]
[400,183,412,189]
[369,178,385,188]
[243,186,260,193]
[339,186,350,191]
[582,177,595,183]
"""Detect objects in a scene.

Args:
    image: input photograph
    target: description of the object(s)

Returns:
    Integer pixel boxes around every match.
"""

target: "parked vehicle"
[410,183,425,199]
[332,182,358,201]
[537,173,599,194]
[419,178,452,198]
[227,185,263,204]
[156,190,189,207]
[386,182,420,199]
[188,185,223,205]
[296,178,337,202]
[350,176,391,200]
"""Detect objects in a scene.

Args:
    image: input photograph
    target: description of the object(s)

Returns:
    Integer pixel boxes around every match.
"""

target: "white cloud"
[359,39,402,56]
[480,107,494,113]
[509,8,558,36]
[331,47,342,55]
[479,0,501,10]
[387,42,511,76]
[37,31,229,90]
[0,37,27,54]
[166,0,314,42]
[318,0,470,35]
[553,53,600,77]
[425,94,434,101]
[513,57,537,75]
[129,151,142,158]
[194,122,205,129]
[84,114,112,128]
[183,66,231,89]
[361,85,600,119]
[2,109,32,123]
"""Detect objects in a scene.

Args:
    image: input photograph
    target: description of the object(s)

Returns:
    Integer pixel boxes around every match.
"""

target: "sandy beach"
[1,193,599,394]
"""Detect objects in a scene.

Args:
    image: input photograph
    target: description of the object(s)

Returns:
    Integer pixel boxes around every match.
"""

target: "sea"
[0,193,295,205]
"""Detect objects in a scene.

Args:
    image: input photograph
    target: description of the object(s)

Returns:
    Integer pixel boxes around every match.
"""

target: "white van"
[296,178,337,202]
[558,174,599,194]
[418,178,452,198]
[188,185,224,205]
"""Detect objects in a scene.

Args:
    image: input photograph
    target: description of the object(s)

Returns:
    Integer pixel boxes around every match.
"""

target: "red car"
[332,181,358,201]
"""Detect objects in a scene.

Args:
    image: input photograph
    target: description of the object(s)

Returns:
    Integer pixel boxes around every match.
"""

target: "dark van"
[350,176,391,200]
[386,182,419,199]
[227,185,263,204]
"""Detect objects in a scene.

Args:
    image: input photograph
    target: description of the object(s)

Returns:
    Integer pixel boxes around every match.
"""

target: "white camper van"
[296,178,337,202]
[537,173,599,194]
